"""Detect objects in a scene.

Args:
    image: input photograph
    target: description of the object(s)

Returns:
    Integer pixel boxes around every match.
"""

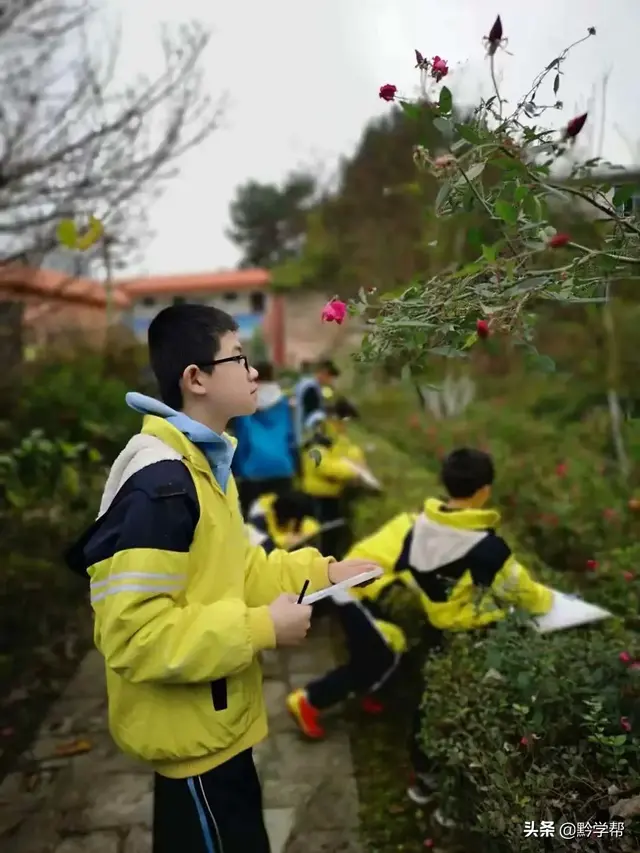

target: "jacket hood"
[423,497,501,531]
[125,392,235,492]
[97,432,182,518]
[406,498,500,576]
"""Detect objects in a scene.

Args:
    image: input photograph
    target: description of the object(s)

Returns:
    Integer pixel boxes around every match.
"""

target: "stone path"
[0,617,363,853]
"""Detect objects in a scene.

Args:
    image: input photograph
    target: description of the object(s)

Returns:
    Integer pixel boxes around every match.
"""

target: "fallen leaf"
[53,738,92,758]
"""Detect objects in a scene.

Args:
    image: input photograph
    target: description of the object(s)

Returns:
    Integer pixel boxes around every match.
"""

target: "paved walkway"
[0,617,363,853]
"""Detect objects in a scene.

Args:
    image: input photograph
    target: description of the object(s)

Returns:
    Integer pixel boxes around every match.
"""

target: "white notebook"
[533,589,612,633]
[301,567,383,604]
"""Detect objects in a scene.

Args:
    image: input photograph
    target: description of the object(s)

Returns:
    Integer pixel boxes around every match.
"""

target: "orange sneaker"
[286,689,326,739]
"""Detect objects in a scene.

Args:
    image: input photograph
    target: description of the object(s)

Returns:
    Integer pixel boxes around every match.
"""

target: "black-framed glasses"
[197,355,250,372]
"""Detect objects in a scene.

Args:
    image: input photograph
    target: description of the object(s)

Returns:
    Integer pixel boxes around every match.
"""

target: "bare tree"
[0,0,222,274]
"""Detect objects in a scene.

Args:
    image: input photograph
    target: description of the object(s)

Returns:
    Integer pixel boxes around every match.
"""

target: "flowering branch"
[321,15,640,380]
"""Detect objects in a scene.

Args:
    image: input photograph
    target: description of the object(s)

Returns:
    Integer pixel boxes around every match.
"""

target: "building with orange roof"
[115,267,286,365]
[1,255,352,367]
[0,260,130,348]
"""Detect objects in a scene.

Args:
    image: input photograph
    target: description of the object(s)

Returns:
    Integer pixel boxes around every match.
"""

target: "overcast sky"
[107,0,639,276]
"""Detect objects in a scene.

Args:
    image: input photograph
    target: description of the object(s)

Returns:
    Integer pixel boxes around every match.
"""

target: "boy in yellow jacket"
[301,398,380,558]
[65,304,379,853]
[287,448,552,805]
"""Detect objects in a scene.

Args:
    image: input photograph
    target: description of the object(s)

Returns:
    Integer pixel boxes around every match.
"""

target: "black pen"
[297,579,310,603]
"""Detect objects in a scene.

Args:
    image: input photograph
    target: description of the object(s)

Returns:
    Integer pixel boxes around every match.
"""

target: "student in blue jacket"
[232,361,298,515]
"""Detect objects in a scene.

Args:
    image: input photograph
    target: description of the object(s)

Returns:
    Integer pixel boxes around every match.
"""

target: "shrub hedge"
[346,420,640,852]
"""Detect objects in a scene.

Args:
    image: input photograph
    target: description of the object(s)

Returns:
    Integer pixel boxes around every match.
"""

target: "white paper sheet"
[533,589,612,633]
[342,459,382,491]
[301,567,383,604]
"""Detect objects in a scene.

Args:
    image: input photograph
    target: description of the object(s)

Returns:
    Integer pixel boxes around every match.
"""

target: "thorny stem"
[509,30,596,122]
[489,54,503,120]
[495,143,640,239]
[569,242,640,266]
[545,182,640,238]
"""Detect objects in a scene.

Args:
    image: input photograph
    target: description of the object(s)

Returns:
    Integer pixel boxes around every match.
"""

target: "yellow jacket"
[70,416,332,778]
[324,423,367,466]
[249,493,321,551]
[346,499,552,631]
[301,434,363,498]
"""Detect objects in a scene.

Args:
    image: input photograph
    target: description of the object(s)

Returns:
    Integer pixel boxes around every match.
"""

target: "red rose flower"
[548,233,571,248]
[379,84,397,102]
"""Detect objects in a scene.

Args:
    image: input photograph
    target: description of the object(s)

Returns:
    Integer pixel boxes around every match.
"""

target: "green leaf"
[530,353,556,373]
[451,138,468,153]
[612,185,636,208]
[495,200,518,225]
[433,116,453,137]
[514,185,529,203]
[435,182,452,213]
[439,86,453,114]
[482,244,497,263]
[428,346,468,359]
[466,227,483,250]
[57,219,78,248]
[453,261,485,278]
[465,163,485,181]
[463,332,478,349]
[399,101,425,121]
[456,124,483,144]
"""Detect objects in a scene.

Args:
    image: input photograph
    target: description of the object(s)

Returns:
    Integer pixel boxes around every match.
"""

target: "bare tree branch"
[0,0,223,279]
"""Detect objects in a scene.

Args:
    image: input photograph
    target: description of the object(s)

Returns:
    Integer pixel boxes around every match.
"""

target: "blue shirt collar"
[125,392,235,491]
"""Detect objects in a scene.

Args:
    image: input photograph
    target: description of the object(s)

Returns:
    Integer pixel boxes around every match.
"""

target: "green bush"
[14,353,139,458]
[344,422,640,853]
[419,617,640,852]
[0,338,147,782]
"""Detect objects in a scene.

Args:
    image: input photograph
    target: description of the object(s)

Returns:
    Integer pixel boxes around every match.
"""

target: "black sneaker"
[406,772,437,805]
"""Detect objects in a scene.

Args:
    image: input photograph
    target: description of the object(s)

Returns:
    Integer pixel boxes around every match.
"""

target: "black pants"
[312,496,352,559]
[237,477,292,518]
[152,749,270,853]
[306,598,400,709]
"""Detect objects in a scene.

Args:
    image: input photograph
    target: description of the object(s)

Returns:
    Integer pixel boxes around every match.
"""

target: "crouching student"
[291,448,553,809]
[246,490,321,553]
[286,511,419,738]
[301,402,380,559]
[64,303,382,853]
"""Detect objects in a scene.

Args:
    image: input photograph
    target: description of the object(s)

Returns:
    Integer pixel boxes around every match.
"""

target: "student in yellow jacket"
[246,490,321,553]
[64,304,380,853]
[287,447,552,806]
[301,398,380,558]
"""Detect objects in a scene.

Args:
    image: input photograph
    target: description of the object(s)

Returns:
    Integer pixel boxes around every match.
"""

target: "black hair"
[147,303,238,410]
[317,359,340,378]
[273,490,315,531]
[254,361,274,382]
[329,396,359,420]
[440,448,495,499]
